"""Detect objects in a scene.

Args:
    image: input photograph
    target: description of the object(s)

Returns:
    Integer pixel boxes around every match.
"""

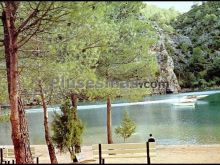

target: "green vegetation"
[51,100,84,162]
[115,111,136,142]
[171,1,220,89]
[141,4,180,33]
[0,113,10,122]
[1,1,218,104]
[0,2,220,163]
[142,2,220,90]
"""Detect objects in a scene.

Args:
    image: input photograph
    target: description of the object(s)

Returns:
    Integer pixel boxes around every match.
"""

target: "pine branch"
[17,21,42,48]
[16,2,54,37]
[16,2,41,36]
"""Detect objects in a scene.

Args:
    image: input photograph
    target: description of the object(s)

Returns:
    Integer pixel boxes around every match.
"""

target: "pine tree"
[115,111,136,142]
[51,100,84,163]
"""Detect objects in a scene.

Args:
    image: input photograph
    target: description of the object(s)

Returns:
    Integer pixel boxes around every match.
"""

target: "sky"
[144,1,198,13]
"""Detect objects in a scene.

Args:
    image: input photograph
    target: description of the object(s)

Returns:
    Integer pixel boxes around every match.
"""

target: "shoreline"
[1,88,220,111]
[1,144,220,163]
[179,87,220,94]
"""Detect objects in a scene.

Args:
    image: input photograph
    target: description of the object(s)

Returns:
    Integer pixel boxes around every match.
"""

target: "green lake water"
[0,90,220,145]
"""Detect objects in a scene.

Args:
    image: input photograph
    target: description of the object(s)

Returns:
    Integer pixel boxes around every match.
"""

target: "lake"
[0,90,220,145]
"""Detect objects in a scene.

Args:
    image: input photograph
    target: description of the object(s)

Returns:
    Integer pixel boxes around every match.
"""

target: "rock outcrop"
[151,22,181,94]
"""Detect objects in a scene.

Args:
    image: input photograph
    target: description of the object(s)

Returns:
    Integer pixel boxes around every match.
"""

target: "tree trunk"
[17,97,33,162]
[70,93,81,153]
[39,82,58,164]
[107,96,113,144]
[2,2,33,163]
[68,147,77,163]
[70,93,78,114]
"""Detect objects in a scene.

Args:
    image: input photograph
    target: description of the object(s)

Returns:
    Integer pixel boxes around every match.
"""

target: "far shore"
[1,144,220,164]
[179,87,220,93]
[1,88,220,111]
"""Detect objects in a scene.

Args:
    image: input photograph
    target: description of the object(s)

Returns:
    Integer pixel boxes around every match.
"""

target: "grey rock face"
[152,22,181,94]
[170,34,192,47]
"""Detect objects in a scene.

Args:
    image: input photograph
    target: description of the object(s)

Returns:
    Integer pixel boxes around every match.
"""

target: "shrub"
[115,111,136,142]
[51,100,84,162]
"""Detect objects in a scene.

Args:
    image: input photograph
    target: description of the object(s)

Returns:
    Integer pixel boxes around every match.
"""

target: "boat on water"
[196,94,209,99]
[172,94,208,107]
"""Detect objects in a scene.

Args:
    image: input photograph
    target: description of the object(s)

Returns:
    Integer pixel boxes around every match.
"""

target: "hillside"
[143,2,220,91]
[170,1,220,89]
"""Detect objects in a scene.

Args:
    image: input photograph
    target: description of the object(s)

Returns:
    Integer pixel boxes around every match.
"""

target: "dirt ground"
[1,144,220,164]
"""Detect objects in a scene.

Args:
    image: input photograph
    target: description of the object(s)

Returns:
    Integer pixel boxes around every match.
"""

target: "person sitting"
[148,134,155,142]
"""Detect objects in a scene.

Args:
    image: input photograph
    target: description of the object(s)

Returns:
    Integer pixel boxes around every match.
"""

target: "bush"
[198,79,208,88]
[115,111,136,142]
[206,58,220,80]
[180,43,190,53]
[51,100,84,163]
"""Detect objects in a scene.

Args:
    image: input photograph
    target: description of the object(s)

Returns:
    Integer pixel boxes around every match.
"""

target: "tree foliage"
[171,1,220,89]
[115,111,136,142]
[51,100,84,162]
[141,4,180,33]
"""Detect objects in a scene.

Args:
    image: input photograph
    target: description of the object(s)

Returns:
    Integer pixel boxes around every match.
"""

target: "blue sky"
[144,1,199,13]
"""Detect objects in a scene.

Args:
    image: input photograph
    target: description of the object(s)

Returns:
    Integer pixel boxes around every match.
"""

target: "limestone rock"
[151,22,181,94]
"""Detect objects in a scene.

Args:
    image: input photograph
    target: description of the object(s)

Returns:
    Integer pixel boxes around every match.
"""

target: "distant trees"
[171,1,220,89]
[189,47,205,72]
[141,3,180,33]
[206,58,220,85]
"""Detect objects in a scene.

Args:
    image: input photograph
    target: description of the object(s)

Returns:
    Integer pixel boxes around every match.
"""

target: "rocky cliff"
[144,2,220,91]
[151,22,181,94]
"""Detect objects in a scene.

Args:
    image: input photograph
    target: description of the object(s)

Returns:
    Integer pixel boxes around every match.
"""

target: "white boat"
[181,96,197,102]
[172,94,208,107]
[196,95,208,99]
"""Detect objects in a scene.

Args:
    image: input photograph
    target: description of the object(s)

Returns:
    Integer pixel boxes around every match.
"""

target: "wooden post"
[146,142,150,164]
[0,148,3,164]
[107,96,113,144]
[99,144,102,164]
